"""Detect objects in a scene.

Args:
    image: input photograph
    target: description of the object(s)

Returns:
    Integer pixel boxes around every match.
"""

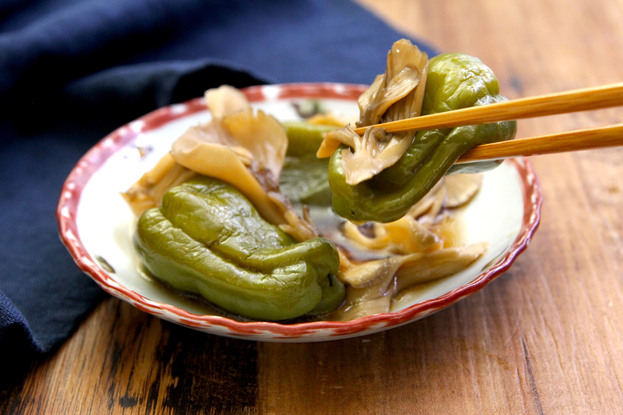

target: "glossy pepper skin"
[328,53,517,223]
[134,176,344,321]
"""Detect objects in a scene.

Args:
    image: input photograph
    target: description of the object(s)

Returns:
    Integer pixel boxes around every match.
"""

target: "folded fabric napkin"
[0,0,436,379]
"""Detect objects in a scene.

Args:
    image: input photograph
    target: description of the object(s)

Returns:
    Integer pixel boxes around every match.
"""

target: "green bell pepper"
[282,121,337,157]
[280,121,336,205]
[328,53,517,223]
[134,176,344,321]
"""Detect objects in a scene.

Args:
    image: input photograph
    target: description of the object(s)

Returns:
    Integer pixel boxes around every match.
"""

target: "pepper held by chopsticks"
[134,176,344,321]
[327,53,517,223]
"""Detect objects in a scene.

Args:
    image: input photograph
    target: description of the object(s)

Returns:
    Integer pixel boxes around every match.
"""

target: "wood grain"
[3,1,623,414]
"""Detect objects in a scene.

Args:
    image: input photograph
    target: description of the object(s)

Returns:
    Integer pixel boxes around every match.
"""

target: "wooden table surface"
[3,0,623,413]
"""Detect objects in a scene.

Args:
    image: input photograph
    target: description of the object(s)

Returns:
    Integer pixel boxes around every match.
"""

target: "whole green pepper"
[134,176,344,321]
[328,53,517,223]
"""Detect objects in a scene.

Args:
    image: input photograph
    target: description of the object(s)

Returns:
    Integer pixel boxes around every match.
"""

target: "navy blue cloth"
[0,0,436,377]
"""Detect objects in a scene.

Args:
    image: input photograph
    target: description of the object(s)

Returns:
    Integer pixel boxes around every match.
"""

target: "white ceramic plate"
[57,83,542,342]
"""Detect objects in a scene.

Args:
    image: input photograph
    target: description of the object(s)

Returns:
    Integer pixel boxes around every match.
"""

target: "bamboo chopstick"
[455,123,623,164]
[352,82,623,135]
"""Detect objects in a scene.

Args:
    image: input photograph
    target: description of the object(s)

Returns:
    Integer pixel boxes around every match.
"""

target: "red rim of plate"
[56,83,542,340]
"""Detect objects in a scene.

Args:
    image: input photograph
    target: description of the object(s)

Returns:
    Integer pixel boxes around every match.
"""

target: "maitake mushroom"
[317,39,428,185]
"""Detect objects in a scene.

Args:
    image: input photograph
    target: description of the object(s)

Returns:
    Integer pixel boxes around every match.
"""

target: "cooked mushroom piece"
[317,39,428,185]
